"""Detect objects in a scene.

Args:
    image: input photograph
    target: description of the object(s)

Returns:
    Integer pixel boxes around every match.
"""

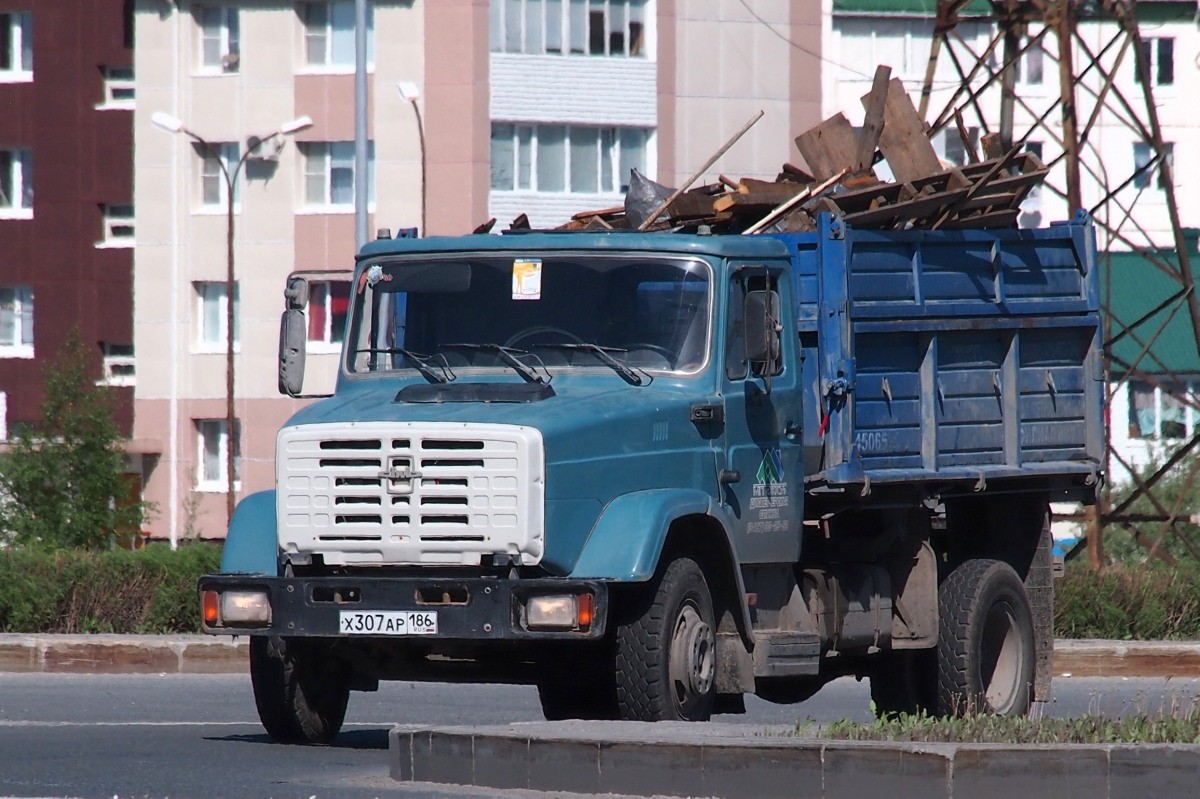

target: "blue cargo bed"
[768,212,1103,495]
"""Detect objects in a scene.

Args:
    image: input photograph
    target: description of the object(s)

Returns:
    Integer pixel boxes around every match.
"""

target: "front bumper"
[198,573,608,641]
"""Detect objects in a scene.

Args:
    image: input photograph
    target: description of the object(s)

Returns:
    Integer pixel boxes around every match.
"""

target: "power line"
[736,0,878,80]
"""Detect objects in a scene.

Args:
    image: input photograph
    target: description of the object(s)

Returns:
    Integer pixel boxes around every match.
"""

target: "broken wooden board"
[865,78,942,184]
[840,188,968,228]
[668,193,722,222]
[820,180,908,215]
[794,113,861,181]
[857,65,892,170]
[937,208,1020,229]
[778,163,816,183]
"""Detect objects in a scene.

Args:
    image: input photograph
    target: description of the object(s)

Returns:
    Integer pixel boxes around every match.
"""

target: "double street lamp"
[152,111,314,527]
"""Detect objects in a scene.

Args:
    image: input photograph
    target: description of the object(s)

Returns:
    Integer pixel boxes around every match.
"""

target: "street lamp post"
[152,111,314,528]
[398,82,426,235]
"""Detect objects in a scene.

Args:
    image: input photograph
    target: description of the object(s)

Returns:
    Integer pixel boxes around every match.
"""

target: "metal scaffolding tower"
[917,0,1199,567]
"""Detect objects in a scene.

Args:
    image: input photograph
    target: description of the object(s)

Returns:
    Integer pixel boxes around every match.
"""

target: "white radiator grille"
[277,422,545,566]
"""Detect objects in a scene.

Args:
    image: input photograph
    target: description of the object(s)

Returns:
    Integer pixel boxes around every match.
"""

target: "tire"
[936,559,1035,716]
[870,648,936,718]
[615,557,717,721]
[249,636,351,744]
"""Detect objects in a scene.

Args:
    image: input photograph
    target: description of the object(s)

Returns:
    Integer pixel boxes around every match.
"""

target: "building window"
[100,343,136,387]
[195,142,239,208]
[302,1,374,69]
[0,148,33,216]
[938,127,978,167]
[98,66,135,108]
[195,282,240,352]
[1133,141,1174,190]
[300,142,375,209]
[197,419,241,489]
[0,12,32,79]
[1135,37,1174,86]
[1014,42,1043,85]
[307,281,351,348]
[491,123,649,193]
[490,0,647,57]
[1129,380,1191,441]
[97,204,135,248]
[198,6,239,73]
[0,286,33,358]
[1023,140,1043,198]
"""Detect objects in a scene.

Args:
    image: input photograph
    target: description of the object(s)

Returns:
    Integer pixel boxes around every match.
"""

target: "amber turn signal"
[202,590,219,625]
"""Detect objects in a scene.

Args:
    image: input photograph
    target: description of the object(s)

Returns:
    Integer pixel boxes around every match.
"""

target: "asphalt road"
[2,673,1200,799]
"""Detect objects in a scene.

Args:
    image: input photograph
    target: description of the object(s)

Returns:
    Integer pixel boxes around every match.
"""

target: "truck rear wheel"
[615,557,716,721]
[250,636,350,744]
[936,559,1035,716]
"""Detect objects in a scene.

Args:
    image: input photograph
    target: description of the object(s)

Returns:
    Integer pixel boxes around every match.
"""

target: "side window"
[725,276,747,381]
[726,270,782,381]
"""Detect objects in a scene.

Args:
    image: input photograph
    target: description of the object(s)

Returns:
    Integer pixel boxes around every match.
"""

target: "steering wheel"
[625,343,675,361]
[504,326,586,348]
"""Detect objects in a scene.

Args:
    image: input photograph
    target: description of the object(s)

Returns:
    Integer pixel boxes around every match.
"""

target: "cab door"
[719,265,804,565]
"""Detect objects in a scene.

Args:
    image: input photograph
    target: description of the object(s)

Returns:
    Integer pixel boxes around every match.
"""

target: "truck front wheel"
[250,636,351,744]
[936,559,1035,716]
[615,557,717,721]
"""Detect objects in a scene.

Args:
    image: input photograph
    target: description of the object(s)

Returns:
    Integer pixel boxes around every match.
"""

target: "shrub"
[0,543,221,634]
[1055,560,1200,640]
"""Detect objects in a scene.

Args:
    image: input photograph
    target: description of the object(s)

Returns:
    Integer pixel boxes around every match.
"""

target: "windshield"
[346,254,711,378]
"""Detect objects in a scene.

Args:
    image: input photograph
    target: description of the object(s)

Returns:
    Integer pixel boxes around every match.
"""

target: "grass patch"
[793,703,1200,744]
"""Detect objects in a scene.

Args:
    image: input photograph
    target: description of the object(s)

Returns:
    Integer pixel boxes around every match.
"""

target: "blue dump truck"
[200,212,1102,744]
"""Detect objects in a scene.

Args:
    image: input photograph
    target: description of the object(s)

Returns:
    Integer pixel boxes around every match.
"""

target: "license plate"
[338,610,438,636]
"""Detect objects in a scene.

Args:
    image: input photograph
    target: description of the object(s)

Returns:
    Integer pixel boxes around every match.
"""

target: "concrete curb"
[1052,639,1200,677]
[389,722,1200,798]
[2,635,1200,677]
[0,634,249,674]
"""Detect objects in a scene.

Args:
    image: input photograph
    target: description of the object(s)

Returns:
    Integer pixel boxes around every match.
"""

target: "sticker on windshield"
[512,259,542,301]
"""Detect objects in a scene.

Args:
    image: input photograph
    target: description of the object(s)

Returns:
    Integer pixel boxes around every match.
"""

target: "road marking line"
[0,721,393,727]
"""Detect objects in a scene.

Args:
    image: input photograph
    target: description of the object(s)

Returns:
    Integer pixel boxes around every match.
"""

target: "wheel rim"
[980,601,1023,713]
[668,603,715,711]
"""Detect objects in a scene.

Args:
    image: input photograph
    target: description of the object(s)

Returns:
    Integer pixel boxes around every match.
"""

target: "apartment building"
[133,0,824,542]
[0,4,135,438]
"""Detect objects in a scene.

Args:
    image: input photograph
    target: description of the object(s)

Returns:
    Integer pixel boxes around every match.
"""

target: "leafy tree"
[0,331,148,549]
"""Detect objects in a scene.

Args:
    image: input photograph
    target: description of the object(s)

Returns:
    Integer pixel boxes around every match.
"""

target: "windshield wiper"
[355,347,453,383]
[537,343,645,386]
[441,343,547,384]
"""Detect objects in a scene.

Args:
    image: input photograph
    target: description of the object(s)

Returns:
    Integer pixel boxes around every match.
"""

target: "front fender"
[571,489,730,581]
[219,490,279,575]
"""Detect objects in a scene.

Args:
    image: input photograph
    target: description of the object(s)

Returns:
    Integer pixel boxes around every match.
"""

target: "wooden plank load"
[517,65,1049,236]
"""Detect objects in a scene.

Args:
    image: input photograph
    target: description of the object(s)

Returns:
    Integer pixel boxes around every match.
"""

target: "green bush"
[1055,560,1200,640]
[0,543,221,634]
[1,542,1198,639]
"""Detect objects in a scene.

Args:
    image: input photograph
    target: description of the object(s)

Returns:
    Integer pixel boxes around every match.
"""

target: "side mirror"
[745,289,782,365]
[284,276,309,310]
[279,309,307,397]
